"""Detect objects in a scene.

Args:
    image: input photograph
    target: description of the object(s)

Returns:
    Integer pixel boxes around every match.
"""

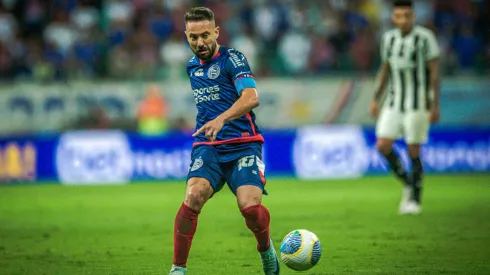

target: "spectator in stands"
[230,25,258,71]
[131,21,159,79]
[0,3,17,44]
[349,26,375,71]
[452,24,482,70]
[107,39,132,79]
[0,40,13,79]
[43,8,76,56]
[279,27,312,75]
[0,0,488,81]
[160,32,190,79]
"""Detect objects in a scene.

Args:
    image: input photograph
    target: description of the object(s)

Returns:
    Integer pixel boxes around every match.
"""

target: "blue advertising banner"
[0,126,489,184]
[364,126,490,174]
[292,125,490,179]
[54,131,194,184]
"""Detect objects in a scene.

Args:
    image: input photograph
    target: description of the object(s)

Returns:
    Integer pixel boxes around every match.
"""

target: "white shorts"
[375,109,430,144]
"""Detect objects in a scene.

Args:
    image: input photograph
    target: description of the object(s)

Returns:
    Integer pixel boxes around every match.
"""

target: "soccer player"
[169,7,280,275]
[369,0,440,215]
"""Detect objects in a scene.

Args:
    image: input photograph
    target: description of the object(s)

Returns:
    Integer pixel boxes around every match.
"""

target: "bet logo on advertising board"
[293,126,370,179]
[56,131,134,185]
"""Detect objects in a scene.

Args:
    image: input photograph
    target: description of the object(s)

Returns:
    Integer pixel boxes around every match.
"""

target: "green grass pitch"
[1,175,489,275]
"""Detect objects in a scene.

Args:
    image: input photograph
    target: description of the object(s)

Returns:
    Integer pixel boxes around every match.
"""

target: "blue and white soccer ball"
[279,229,322,271]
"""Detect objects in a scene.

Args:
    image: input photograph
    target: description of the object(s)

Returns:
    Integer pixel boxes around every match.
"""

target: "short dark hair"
[393,0,412,8]
[184,7,215,23]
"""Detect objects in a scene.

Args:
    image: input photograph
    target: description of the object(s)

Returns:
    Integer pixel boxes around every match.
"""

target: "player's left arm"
[427,58,440,123]
[425,30,441,124]
[219,88,259,122]
[193,88,259,141]
[193,50,258,141]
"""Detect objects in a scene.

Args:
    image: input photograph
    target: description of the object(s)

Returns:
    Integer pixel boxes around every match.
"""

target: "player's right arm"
[370,62,391,118]
[370,33,391,118]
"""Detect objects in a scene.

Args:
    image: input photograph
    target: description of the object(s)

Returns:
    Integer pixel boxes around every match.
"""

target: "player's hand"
[369,100,380,118]
[192,117,225,142]
[430,106,440,124]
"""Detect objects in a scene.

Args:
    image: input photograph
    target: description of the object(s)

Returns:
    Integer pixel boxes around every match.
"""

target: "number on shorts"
[238,155,255,171]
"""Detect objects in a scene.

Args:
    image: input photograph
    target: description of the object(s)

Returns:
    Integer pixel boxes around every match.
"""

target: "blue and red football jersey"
[187,46,263,149]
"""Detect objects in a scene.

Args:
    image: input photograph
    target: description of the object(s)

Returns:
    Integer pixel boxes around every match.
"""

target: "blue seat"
[9,96,34,116]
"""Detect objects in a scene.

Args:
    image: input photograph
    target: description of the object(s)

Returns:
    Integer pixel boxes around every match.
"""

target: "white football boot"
[399,185,414,215]
[259,238,280,275]
[169,265,186,275]
[404,201,422,215]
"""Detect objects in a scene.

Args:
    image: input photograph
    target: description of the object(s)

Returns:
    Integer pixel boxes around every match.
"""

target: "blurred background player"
[170,7,279,275]
[369,0,440,215]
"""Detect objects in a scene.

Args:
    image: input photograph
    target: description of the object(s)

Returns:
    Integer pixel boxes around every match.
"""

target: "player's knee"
[184,188,209,212]
[184,178,213,211]
[237,196,261,209]
[376,139,393,155]
[236,185,262,209]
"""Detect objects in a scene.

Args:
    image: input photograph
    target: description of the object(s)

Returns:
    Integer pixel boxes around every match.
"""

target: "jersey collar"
[397,25,417,38]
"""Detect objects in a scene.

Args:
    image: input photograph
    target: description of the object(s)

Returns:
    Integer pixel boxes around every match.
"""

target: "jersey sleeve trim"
[233,73,255,82]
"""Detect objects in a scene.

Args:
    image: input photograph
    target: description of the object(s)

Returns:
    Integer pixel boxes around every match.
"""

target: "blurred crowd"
[0,0,489,82]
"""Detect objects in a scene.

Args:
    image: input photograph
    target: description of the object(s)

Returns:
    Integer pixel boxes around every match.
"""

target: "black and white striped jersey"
[381,25,440,112]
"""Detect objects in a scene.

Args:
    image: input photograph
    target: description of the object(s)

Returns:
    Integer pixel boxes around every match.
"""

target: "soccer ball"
[279,229,322,271]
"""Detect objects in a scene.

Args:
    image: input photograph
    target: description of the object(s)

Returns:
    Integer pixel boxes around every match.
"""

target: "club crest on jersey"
[208,64,220,79]
[190,157,203,171]
[194,69,204,77]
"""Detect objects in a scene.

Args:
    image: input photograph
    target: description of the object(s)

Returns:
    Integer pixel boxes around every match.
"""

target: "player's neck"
[400,26,414,37]
[199,44,221,63]
[213,44,220,57]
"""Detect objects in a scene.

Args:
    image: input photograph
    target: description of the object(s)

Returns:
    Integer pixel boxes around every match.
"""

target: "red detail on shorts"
[193,135,264,147]
[242,132,250,137]
[259,170,266,186]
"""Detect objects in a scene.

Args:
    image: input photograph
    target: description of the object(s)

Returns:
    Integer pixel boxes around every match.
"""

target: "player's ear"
[215,26,220,39]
